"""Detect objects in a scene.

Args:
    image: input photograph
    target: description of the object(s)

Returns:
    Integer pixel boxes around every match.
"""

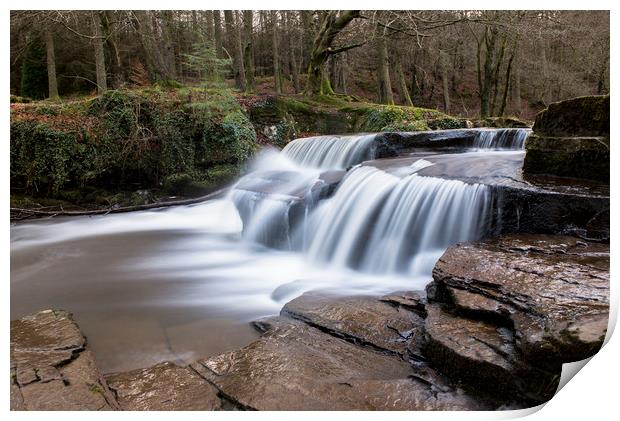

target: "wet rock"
[380,290,427,315]
[192,317,489,410]
[423,304,560,404]
[428,234,609,366]
[106,362,221,410]
[10,310,118,410]
[282,292,425,358]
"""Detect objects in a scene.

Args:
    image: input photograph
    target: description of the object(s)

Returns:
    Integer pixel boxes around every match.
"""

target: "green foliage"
[10,120,95,194]
[20,38,48,100]
[427,117,468,130]
[11,87,258,199]
[154,79,184,90]
[200,110,256,164]
[183,42,231,85]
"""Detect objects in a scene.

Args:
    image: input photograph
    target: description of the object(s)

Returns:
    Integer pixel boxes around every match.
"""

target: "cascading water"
[303,166,491,275]
[473,128,531,150]
[281,134,380,169]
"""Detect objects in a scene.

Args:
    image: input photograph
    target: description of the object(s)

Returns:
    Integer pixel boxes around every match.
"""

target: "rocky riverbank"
[11,234,609,411]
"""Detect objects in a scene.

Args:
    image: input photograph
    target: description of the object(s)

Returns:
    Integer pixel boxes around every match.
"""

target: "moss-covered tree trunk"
[92,12,107,95]
[44,28,59,100]
[305,10,361,96]
[243,10,255,92]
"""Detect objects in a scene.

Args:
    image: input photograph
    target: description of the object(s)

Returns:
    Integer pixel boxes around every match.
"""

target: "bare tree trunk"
[499,43,516,117]
[300,10,313,71]
[243,10,255,92]
[213,10,223,58]
[305,10,361,95]
[376,28,394,105]
[92,12,107,95]
[512,47,522,115]
[490,35,507,116]
[224,10,246,90]
[440,50,450,112]
[206,11,214,41]
[394,54,412,106]
[285,11,300,93]
[44,27,59,99]
[271,11,282,94]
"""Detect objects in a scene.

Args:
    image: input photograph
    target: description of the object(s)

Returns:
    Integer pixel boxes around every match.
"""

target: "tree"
[271,11,282,94]
[91,11,107,95]
[243,10,255,92]
[305,10,362,95]
[44,27,59,99]
[224,10,246,90]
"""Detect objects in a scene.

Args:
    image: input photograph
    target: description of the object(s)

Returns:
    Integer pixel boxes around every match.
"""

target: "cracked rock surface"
[282,292,426,358]
[192,316,488,410]
[10,309,118,411]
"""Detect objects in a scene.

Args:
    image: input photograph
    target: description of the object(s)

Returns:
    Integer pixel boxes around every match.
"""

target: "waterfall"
[303,166,491,275]
[473,128,531,150]
[281,134,379,169]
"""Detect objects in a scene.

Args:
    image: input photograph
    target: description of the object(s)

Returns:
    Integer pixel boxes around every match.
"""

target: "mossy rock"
[472,116,530,128]
[533,95,609,137]
[523,134,610,182]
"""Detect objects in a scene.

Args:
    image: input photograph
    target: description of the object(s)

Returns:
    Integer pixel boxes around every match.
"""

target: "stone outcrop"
[192,316,489,411]
[282,292,426,358]
[523,95,609,181]
[10,310,119,411]
[425,234,609,398]
[106,362,222,410]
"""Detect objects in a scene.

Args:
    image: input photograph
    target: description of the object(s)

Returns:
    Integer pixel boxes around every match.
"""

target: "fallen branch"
[11,188,228,221]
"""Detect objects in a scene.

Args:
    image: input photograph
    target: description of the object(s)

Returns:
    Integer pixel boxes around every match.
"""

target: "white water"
[303,166,491,275]
[281,134,379,169]
[473,128,531,150]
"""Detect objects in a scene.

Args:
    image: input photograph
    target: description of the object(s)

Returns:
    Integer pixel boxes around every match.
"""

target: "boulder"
[282,291,426,358]
[532,95,609,137]
[191,316,490,410]
[427,234,609,367]
[105,362,221,410]
[10,310,119,411]
[523,134,609,182]
[524,95,609,182]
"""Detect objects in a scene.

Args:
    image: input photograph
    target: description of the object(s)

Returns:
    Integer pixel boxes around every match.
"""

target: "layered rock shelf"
[10,234,609,411]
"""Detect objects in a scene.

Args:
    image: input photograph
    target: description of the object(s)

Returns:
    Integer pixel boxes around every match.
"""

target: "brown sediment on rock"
[10,309,119,411]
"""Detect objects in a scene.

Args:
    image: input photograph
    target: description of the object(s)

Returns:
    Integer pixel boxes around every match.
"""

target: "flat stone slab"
[428,234,609,366]
[105,361,221,410]
[282,292,425,358]
[10,310,118,410]
[192,317,489,410]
